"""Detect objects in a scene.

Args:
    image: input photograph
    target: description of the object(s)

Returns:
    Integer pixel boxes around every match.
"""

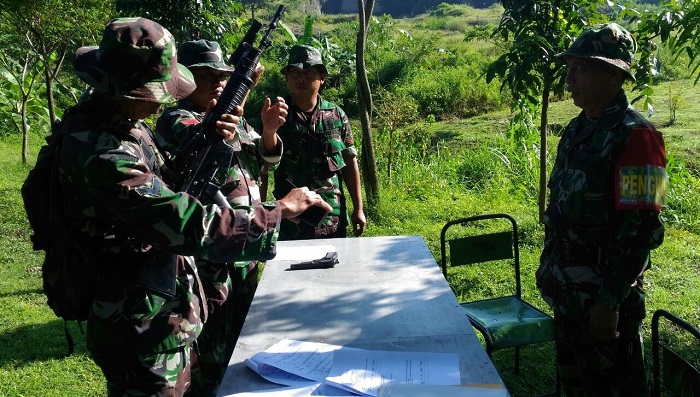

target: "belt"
[555,240,605,266]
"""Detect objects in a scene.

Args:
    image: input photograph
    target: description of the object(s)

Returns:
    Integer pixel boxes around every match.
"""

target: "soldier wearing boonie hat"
[177,39,235,72]
[274,44,367,240]
[537,21,667,397]
[74,17,196,103]
[48,17,319,397]
[280,44,328,75]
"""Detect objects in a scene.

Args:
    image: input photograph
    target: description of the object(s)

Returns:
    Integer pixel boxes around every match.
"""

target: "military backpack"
[21,117,98,355]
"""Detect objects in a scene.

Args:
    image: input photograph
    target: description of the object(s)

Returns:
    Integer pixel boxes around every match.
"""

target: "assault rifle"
[173,5,286,208]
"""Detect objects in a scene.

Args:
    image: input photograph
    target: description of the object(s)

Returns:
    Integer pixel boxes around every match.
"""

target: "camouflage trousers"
[92,345,193,397]
[280,214,348,240]
[187,264,259,397]
[554,287,649,397]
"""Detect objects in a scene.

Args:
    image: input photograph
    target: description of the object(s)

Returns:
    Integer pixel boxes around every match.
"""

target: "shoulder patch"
[615,128,668,211]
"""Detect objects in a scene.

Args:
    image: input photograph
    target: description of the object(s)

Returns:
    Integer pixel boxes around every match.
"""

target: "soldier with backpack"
[23,17,329,397]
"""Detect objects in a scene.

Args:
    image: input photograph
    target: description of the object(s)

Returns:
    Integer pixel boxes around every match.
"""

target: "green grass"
[2,80,700,397]
[0,136,106,397]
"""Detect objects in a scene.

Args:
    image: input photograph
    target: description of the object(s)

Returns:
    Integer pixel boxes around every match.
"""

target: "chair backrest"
[440,213,521,298]
[652,309,700,397]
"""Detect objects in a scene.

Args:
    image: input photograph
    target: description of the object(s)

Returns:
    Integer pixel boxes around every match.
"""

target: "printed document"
[244,340,342,386]
[377,383,509,397]
[324,347,460,396]
[244,340,462,397]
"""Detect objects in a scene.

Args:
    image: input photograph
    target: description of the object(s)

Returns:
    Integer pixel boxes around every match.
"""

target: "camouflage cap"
[74,17,196,104]
[281,44,328,75]
[178,39,234,72]
[557,22,637,81]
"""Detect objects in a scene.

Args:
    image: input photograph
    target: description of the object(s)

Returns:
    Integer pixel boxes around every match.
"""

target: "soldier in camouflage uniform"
[155,39,288,397]
[63,18,329,397]
[536,23,668,396]
[274,44,366,240]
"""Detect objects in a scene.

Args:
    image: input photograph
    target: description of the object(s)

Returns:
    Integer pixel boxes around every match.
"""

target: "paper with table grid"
[241,339,462,396]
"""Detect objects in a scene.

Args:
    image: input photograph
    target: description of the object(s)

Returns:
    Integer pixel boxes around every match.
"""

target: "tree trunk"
[538,82,551,223]
[42,44,67,125]
[21,96,29,164]
[356,0,379,206]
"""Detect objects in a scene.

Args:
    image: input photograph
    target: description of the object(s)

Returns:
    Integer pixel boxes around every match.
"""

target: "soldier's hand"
[351,209,366,237]
[261,97,288,136]
[206,99,242,142]
[589,303,620,340]
[252,62,265,87]
[277,187,332,221]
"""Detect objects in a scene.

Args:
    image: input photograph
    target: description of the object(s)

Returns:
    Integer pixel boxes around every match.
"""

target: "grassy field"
[361,79,700,395]
[1,77,698,396]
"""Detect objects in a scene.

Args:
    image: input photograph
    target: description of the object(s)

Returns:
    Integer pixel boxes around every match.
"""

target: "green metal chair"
[652,309,700,397]
[440,213,559,396]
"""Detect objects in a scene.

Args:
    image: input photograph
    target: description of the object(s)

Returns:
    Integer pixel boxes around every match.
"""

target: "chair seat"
[461,296,554,350]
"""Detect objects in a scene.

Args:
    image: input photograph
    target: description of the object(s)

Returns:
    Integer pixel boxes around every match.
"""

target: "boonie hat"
[74,17,196,104]
[556,22,637,81]
[281,44,327,75]
[178,39,234,72]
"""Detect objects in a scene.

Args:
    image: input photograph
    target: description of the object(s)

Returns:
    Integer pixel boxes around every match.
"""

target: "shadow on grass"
[0,318,89,366]
[488,342,559,397]
[488,326,700,397]
[0,287,43,299]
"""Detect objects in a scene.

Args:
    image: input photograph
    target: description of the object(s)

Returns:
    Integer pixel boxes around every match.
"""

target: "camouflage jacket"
[273,95,357,238]
[537,90,668,318]
[156,100,282,305]
[156,99,282,206]
[56,97,282,354]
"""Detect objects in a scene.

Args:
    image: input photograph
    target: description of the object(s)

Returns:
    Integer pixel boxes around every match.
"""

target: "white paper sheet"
[377,383,509,397]
[244,340,342,386]
[223,383,368,396]
[324,348,461,396]
[224,384,320,396]
[272,245,337,261]
[245,340,463,397]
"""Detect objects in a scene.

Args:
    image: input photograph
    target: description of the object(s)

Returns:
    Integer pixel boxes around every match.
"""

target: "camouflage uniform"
[155,39,282,397]
[274,94,356,239]
[65,19,282,397]
[536,23,668,397]
[273,44,359,240]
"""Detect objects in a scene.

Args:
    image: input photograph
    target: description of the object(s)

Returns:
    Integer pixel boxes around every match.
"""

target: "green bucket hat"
[557,22,637,81]
[74,17,196,104]
[281,44,327,75]
[178,39,234,72]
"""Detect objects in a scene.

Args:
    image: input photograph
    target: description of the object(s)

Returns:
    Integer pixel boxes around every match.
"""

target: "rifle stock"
[174,5,286,207]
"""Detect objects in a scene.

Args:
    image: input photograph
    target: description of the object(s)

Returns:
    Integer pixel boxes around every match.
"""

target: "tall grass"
[2,3,700,394]
[2,80,700,395]
[360,78,700,395]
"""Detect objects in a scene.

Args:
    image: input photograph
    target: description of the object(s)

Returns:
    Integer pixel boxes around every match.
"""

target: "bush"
[664,150,700,234]
[655,44,694,82]
[398,65,506,118]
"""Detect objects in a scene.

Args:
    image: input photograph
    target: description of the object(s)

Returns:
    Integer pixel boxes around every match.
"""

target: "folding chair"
[440,213,559,396]
[652,309,700,397]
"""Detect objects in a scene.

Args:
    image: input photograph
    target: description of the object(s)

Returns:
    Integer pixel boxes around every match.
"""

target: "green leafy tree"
[242,0,273,20]
[488,0,700,222]
[629,0,700,105]
[0,46,44,152]
[115,0,245,52]
[487,1,613,221]
[0,0,110,162]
